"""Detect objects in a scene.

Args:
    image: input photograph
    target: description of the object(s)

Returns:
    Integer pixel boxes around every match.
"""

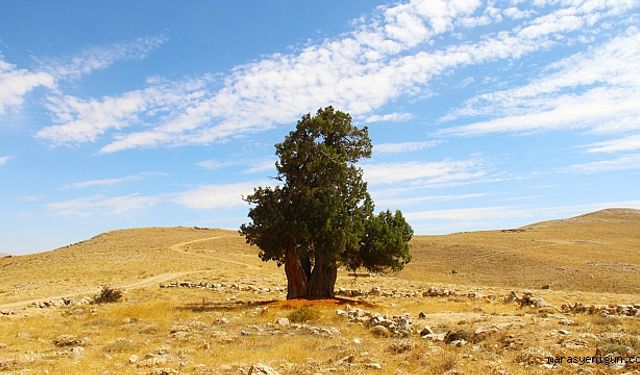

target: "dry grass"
[0,208,639,374]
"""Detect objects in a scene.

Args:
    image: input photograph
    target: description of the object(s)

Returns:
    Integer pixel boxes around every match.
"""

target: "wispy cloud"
[363,157,486,185]
[375,140,440,154]
[585,134,640,153]
[364,112,414,124]
[195,160,237,170]
[0,59,54,115]
[39,36,167,79]
[62,172,162,190]
[0,155,10,166]
[37,77,210,145]
[375,192,485,208]
[32,0,635,153]
[440,27,640,136]
[17,194,43,202]
[174,180,271,210]
[47,194,160,216]
[567,154,640,173]
[405,200,640,223]
[243,159,276,174]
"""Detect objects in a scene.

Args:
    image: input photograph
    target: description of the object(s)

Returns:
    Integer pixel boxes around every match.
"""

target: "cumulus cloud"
[33,0,635,153]
[0,155,10,166]
[0,59,54,114]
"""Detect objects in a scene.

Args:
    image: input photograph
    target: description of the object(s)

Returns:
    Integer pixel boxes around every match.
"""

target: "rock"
[558,329,570,335]
[371,325,391,337]
[444,330,473,344]
[515,347,553,365]
[353,337,362,345]
[71,346,84,358]
[365,362,382,369]
[558,319,576,326]
[275,317,290,327]
[129,354,139,364]
[54,335,84,347]
[214,317,229,325]
[389,339,415,354]
[248,363,281,375]
[334,355,354,366]
[419,326,434,336]
[418,312,427,319]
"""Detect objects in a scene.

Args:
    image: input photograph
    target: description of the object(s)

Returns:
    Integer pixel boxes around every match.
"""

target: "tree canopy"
[240,106,412,299]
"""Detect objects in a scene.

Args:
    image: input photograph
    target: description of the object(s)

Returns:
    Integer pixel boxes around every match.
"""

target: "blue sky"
[1,0,639,254]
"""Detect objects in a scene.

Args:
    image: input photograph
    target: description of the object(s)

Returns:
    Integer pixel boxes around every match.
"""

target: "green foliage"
[287,307,320,323]
[240,106,413,293]
[93,285,123,304]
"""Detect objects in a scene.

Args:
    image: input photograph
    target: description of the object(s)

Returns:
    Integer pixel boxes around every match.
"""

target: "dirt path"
[169,236,261,270]
[0,236,259,311]
[0,270,206,311]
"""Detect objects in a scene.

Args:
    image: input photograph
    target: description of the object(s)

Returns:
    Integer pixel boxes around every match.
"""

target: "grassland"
[0,208,639,374]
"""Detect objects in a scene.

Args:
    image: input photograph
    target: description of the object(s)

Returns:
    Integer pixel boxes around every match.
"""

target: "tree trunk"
[284,241,308,299]
[307,254,338,298]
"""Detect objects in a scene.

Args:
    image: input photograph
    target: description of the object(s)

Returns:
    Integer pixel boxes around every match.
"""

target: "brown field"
[0,208,639,374]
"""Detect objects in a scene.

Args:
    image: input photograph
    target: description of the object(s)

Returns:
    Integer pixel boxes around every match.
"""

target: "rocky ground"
[1,275,639,375]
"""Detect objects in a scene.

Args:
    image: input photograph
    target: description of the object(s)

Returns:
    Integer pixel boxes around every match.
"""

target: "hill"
[403,208,640,293]
[1,208,639,307]
[1,209,639,374]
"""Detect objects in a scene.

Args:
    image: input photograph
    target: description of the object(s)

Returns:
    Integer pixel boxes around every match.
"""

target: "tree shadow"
[179,296,376,312]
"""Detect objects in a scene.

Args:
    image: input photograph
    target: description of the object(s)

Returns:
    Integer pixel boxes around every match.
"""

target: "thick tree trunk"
[307,255,338,298]
[284,242,308,299]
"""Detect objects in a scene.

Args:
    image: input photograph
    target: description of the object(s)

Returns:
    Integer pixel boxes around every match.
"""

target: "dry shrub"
[287,307,320,323]
[93,286,123,304]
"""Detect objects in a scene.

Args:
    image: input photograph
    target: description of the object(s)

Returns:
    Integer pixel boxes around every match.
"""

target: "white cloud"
[174,181,269,210]
[441,27,640,136]
[364,112,415,124]
[18,194,43,202]
[363,158,486,185]
[39,36,167,79]
[567,154,640,173]
[0,155,9,166]
[405,200,640,223]
[375,192,485,208]
[63,174,147,190]
[585,134,640,153]
[375,140,440,153]
[47,194,160,216]
[34,0,634,153]
[37,77,210,145]
[0,59,54,114]
[195,160,237,170]
[243,159,276,174]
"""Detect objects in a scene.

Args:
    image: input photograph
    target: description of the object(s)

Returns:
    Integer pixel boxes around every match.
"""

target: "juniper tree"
[240,106,412,299]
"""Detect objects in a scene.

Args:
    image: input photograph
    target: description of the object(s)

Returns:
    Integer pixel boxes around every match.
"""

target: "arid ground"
[1,209,639,374]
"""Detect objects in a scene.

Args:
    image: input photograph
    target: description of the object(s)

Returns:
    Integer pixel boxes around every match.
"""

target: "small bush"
[93,286,123,304]
[287,307,320,323]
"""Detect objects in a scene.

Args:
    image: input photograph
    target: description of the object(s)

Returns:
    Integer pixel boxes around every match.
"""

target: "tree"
[240,106,413,299]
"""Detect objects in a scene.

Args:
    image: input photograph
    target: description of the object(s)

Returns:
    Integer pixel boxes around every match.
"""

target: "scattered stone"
[275,317,290,327]
[54,335,85,347]
[214,317,230,325]
[248,363,281,375]
[353,337,362,345]
[515,347,553,366]
[129,354,139,364]
[418,312,427,319]
[371,325,391,337]
[558,318,576,326]
[364,362,382,369]
[419,326,434,336]
[71,346,84,358]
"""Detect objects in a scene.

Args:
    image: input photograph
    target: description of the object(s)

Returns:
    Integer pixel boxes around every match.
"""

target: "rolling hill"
[1,208,638,307]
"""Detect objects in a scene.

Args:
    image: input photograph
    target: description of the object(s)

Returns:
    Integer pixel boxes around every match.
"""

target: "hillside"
[402,208,640,293]
[1,208,639,307]
[1,209,639,374]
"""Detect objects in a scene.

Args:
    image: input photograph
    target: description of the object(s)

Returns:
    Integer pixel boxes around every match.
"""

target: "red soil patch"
[268,297,375,309]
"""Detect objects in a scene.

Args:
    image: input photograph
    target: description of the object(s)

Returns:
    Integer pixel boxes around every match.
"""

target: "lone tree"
[240,107,413,299]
